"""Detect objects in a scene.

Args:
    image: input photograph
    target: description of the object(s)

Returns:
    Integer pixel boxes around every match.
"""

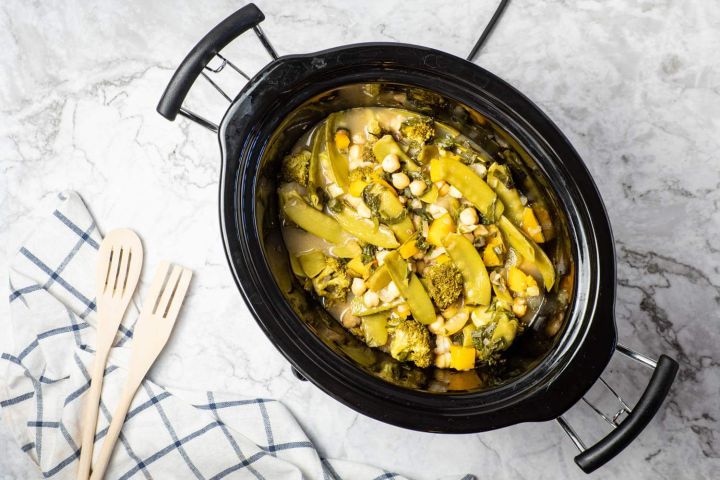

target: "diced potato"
[428,213,456,247]
[450,345,476,371]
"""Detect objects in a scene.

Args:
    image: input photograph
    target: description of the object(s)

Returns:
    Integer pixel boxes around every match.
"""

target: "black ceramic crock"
[156,4,679,473]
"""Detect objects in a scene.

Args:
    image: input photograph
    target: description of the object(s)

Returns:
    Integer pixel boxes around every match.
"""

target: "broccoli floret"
[424,262,463,310]
[281,150,312,186]
[399,117,434,148]
[471,308,519,364]
[388,319,432,368]
[348,165,375,183]
[311,257,350,305]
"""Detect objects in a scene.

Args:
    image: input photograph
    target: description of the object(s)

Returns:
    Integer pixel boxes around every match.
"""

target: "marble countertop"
[1,0,718,478]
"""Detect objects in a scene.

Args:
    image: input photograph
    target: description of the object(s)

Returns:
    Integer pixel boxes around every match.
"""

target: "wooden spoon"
[89,261,192,480]
[77,229,143,480]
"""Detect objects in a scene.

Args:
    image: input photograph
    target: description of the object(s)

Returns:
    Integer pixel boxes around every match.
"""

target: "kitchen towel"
[0,191,475,480]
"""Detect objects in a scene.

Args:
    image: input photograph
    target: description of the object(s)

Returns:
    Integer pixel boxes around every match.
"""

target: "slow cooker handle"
[557,345,678,474]
[156,3,276,132]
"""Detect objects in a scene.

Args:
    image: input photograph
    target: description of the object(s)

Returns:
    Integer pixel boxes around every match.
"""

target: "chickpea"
[351,277,367,296]
[392,172,410,190]
[363,290,379,308]
[459,207,479,226]
[382,153,401,173]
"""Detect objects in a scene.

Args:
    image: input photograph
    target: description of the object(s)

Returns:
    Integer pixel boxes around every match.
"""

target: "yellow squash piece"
[349,179,368,197]
[482,233,505,267]
[521,206,545,243]
[367,264,391,291]
[507,266,529,293]
[419,184,439,203]
[361,313,388,347]
[443,233,492,306]
[449,345,476,371]
[347,256,372,278]
[428,213,456,247]
[384,251,437,325]
[444,309,470,336]
[298,250,326,278]
[398,238,420,259]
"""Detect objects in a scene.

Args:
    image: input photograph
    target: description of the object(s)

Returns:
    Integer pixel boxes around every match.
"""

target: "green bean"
[443,233,491,305]
[430,156,504,222]
[384,251,436,324]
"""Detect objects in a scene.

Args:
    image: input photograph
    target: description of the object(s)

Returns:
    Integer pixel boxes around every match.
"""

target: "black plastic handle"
[156,3,265,121]
[575,355,678,473]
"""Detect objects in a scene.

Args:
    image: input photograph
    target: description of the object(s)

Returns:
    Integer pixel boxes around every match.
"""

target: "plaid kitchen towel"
[0,191,476,480]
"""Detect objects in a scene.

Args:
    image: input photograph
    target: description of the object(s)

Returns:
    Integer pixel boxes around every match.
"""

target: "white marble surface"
[1,0,719,478]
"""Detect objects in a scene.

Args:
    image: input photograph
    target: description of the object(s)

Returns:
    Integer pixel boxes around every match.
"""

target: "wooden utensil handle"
[88,379,141,480]
[76,350,109,480]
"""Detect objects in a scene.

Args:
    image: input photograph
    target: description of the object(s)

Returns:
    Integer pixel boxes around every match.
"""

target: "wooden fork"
[77,229,143,480]
[89,261,192,480]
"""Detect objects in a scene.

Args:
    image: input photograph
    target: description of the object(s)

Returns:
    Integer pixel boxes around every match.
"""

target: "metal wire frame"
[180,26,277,133]
[556,343,659,452]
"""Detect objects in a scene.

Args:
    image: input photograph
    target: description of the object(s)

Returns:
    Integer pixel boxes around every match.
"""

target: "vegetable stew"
[278,107,567,371]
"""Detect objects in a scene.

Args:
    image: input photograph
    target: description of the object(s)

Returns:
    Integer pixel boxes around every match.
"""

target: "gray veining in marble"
[1,0,719,478]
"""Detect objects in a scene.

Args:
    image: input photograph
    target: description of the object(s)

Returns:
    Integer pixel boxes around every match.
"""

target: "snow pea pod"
[430,156,504,222]
[443,233,491,306]
[384,251,436,325]
[325,113,349,191]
